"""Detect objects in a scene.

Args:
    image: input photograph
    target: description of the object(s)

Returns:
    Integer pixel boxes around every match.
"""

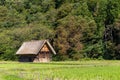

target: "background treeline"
[0,0,120,61]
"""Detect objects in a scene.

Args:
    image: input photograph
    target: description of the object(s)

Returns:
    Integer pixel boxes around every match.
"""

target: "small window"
[42,52,46,58]
[43,54,45,58]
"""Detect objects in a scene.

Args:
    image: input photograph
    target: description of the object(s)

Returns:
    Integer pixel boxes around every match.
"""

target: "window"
[42,52,46,58]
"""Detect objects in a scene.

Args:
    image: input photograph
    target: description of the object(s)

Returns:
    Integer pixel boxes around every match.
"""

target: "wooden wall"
[33,43,52,62]
[33,52,51,62]
[41,44,50,52]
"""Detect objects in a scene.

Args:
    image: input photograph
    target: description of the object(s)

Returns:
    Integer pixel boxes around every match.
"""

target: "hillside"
[0,0,120,60]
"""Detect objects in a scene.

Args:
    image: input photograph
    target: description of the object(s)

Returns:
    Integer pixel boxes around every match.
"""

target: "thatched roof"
[16,40,56,55]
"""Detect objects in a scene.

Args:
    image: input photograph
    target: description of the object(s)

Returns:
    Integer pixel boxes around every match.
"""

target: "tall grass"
[0,60,120,80]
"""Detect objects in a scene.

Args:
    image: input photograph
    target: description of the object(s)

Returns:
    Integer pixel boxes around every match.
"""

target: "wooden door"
[38,52,50,62]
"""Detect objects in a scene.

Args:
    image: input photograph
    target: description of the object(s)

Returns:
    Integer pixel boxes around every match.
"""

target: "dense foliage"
[0,0,119,60]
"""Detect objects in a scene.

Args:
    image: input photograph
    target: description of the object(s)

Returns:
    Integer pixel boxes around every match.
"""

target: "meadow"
[0,60,120,80]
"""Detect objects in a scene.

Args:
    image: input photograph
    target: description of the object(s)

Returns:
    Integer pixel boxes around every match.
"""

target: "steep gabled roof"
[16,40,56,55]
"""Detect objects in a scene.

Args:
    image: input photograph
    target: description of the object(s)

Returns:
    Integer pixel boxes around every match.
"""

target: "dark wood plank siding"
[19,55,36,62]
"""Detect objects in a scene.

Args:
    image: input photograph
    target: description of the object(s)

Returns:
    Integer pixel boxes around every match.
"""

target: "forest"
[0,0,120,61]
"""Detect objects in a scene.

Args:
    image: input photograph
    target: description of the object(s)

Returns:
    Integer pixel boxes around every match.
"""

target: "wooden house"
[16,40,56,62]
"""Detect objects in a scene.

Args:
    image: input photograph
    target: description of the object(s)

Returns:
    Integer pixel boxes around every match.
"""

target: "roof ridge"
[24,40,47,43]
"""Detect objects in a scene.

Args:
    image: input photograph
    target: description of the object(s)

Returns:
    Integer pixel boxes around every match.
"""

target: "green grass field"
[0,60,120,80]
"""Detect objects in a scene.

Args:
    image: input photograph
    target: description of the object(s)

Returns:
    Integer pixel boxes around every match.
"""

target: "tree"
[103,0,120,59]
[54,16,83,60]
